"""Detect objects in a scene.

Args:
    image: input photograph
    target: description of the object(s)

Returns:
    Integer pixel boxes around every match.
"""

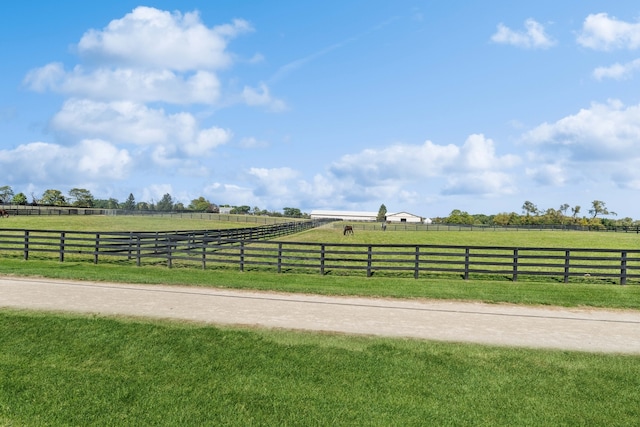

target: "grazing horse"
[343,225,354,235]
[0,209,8,218]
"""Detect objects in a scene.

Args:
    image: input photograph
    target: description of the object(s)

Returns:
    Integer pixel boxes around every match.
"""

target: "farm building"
[310,209,430,224]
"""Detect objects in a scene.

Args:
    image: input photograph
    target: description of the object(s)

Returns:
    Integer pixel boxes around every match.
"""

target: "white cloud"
[522,99,640,161]
[593,58,640,80]
[25,65,221,104]
[525,163,567,186]
[491,19,556,49]
[329,135,520,196]
[577,13,640,50]
[50,99,230,157]
[241,83,287,112]
[77,6,252,71]
[0,140,132,184]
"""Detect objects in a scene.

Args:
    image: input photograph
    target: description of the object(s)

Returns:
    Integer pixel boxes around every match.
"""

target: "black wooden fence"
[1,224,638,285]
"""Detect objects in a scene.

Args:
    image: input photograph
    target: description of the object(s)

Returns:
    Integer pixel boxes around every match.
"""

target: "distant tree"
[174,202,185,211]
[41,189,66,206]
[377,204,387,222]
[589,200,616,218]
[136,202,150,211]
[93,198,120,209]
[0,185,14,203]
[189,197,212,212]
[11,192,28,205]
[231,205,251,214]
[571,205,581,220]
[208,203,219,213]
[253,206,262,215]
[68,188,94,207]
[122,193,136,211]
[156,193,174,211]
[444,209,474,225]
[521,201,538,216]
[283,207,302,218]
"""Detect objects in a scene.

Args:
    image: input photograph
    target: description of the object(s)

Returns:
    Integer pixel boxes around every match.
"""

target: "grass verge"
[1,310,639,426]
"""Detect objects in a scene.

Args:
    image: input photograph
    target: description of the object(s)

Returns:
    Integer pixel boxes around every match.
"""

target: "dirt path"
[2,276,640,354]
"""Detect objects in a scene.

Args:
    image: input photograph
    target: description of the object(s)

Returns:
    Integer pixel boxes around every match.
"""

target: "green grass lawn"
[2,216,640,425]
[1,310,639,426]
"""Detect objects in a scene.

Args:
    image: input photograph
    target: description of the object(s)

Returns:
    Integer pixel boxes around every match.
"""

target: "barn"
[310,209,430,224]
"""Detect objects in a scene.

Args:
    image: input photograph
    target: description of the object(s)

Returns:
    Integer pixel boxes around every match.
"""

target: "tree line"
[0,186,309,218]
[433,200,636,228]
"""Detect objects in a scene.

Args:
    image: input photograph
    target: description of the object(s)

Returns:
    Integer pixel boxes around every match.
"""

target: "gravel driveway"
[2,276,640,354]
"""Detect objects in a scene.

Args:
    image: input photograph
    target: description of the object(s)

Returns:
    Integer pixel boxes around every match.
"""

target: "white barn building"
[310,210,430,224]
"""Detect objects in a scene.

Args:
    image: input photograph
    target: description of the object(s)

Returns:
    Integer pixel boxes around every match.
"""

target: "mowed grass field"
[1,215,640,425]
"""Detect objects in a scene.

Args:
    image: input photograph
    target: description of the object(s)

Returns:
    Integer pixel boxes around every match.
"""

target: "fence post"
[167,237,172,268]
[136,235,141,267]
[59,232,65,262]
[94,233,99,264]
[512,249,518,282]
[620,251,628,286]
[278,243,283,273]
[201,235,207,270]
[464,248,470,280]
[24,230,29,260]
[239,241,245,271]
[367,245,373,277]
[320,244,325,275]
[414,246,420,279]
[563,250,570,283]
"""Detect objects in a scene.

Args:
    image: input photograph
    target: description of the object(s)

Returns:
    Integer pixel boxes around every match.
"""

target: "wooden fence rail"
[1,224,638,285]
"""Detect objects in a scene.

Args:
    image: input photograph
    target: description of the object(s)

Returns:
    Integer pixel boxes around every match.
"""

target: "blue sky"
[2,1,640,219]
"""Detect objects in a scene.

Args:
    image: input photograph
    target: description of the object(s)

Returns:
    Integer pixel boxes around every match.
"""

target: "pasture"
[1,216,640,308]
[2,215,640,425]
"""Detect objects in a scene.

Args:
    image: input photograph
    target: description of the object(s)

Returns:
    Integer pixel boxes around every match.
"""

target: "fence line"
[1,225,638,285]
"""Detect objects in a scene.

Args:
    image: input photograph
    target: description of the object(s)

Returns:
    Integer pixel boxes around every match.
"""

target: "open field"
[2,216,640,425]
[1,216,640,308]
[0,213,291,232]
[1,310,639,426]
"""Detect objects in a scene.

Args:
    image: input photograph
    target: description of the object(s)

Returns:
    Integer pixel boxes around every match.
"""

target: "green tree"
[444,209,474,225]
[122,193,136,211]
[68,188,94,207]
[521,201,538,216]
[41,189,66,206]
[589,200,616,218]
[283,207,302,218]
[0,186,14,203]
[189,197,212,212]
[11,192,28,205]
[156,193,174,211]
[377,204,387,222]
[231,205,250,214]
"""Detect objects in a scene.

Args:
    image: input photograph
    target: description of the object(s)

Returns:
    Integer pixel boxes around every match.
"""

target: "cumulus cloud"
[0,140,132,184]
[77,6,252,70]
[521,99,640,161]
[577,13,640,50]
[50,99,230,156]
[491,19,556,49]
[525,163,567,186]
[25,64,221,104]
[593,58,640,80]
[329,135,520,196]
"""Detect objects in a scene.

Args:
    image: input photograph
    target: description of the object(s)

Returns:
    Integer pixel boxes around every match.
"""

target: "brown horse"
[0,209,8,218]
[343,225,354,235]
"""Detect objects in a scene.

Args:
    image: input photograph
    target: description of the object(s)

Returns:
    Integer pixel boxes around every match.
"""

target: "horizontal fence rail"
[1,225,638,285]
